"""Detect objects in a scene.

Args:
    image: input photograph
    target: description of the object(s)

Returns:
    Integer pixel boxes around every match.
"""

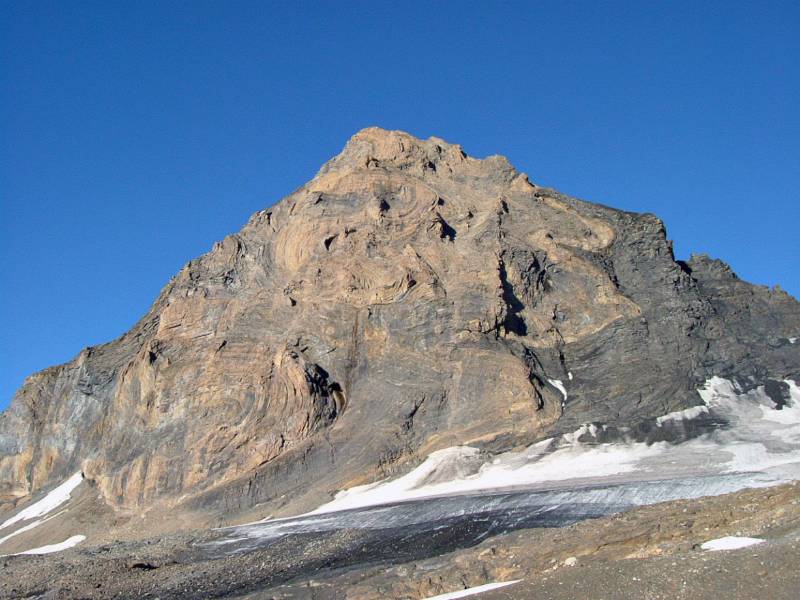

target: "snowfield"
[13,535,86,556]
[423,580,522,599]
[0,472,85,557]
[700,536,765,551]
[0,472,83,531]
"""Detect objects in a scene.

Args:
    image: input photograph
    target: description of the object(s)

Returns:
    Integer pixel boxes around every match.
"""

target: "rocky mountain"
[1,127,799,553]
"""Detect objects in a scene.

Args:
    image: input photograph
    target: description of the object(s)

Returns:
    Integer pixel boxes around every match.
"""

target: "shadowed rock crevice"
[498,255,528,336]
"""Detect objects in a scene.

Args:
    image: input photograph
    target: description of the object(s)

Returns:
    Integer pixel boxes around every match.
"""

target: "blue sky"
[1,1,798,410]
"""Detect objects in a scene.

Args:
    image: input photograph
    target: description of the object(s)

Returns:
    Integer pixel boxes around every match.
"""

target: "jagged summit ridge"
[1,129,798,542]
[314,127,527,195]
[321,127,498,172]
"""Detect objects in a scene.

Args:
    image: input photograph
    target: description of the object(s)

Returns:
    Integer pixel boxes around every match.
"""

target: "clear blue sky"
[1,1,798,410]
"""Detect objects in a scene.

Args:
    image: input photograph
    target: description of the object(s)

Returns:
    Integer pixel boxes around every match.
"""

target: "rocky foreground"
[1,482,797,599]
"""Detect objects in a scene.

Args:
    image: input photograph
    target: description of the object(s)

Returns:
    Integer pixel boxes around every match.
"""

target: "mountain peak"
[318,127,516,183]
[1,131,798,564]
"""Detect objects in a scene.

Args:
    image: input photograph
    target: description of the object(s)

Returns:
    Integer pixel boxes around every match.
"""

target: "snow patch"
[656,405,709,426]
[701,536,764,551]
[310,424,661,514]
[562,423,597,443]
[789,337,797,344]
[700,377,800,446]
[423,580,522,599]
[309,447,484,514]
[548,378,567,402]
[0,508,68,551]
[0,472,83,532]
[12,535,86,556]
[759,380,800,442]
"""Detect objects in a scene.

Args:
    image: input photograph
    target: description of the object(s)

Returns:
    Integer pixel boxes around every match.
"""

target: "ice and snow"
[422,580,522,599]
[0,472,84,557]
[309,447,486,514]
[246,420,651,523]
[655,404,709,425]
[309,430,655,515]
[0,508,69,549]
[547,378,567,400]
[12,535,86,555]
[700,536,764,551]
[306,377,800,516]
[215,472,772,555]
[757,380,800,443]
[789,337,797,344]
[0,472,83,531]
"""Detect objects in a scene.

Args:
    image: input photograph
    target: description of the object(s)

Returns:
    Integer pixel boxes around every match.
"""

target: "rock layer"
[1,128,798,526]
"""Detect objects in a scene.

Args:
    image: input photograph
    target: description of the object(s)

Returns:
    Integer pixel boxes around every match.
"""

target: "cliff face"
[1,128,798,523]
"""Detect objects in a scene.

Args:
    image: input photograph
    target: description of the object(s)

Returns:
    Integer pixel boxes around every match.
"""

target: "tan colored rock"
[1,128,798,530]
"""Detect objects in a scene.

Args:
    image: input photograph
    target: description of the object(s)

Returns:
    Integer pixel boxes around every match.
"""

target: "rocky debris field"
[1,482,797,599]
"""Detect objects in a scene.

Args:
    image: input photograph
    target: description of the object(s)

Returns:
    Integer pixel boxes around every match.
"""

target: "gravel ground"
[474,540,800,600]
[1,482,798,599]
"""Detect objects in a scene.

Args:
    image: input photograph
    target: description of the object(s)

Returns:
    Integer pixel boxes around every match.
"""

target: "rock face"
[1,128,798,525]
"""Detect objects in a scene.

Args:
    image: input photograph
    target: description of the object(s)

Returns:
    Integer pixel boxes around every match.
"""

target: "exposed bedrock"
[1,128,798,529]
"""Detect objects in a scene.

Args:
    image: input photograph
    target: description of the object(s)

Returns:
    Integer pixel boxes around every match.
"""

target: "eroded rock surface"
[1,128,798,533]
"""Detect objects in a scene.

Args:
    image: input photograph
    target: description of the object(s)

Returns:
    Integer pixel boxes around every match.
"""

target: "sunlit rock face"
[1,128,798,527]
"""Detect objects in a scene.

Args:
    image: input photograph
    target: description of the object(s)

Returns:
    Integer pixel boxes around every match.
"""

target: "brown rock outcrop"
[1,128,798,527]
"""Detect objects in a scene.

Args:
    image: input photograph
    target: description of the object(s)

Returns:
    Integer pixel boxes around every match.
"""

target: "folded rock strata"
[1,128,798,529]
